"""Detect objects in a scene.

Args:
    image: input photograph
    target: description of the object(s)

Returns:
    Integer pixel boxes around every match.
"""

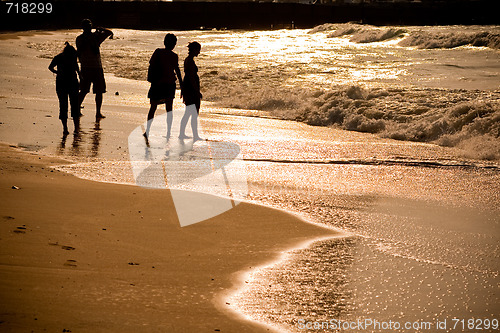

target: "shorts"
[80,67,106,94]
[148,82,176,103]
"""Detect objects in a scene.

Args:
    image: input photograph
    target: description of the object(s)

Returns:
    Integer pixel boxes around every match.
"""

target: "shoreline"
[0,143,340,331]
[218,232,348,333]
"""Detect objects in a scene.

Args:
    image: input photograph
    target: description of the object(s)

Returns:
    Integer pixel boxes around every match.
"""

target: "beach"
[1,28,499,332]
[0,31,340,332]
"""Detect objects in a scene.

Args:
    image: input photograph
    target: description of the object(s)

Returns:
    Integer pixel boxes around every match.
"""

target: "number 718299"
[6,2,53,14]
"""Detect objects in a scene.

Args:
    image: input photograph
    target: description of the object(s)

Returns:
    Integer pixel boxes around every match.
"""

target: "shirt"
[76,31,109,69]
[148,49,179,84]
[50,53,79,82]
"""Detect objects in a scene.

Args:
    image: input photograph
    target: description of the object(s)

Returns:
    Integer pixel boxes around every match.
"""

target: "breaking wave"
[399,31,500,49]
[203,79,500,161]
[311,23,500,49]
[326,24,407,43]
[292,85,500,160]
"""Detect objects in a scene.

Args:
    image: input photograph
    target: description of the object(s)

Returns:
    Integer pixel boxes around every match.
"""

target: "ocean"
[26,24,500,332]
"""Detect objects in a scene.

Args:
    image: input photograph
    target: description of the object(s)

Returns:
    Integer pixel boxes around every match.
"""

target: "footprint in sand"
[13,226,26,234]
[64,259,77,267]
[48,242,76,251]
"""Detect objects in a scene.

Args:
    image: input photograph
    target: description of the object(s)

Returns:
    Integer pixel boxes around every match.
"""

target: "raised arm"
[95,27,113,44]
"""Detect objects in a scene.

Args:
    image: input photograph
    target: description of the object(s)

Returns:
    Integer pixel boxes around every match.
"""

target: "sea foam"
[293,86,500,160]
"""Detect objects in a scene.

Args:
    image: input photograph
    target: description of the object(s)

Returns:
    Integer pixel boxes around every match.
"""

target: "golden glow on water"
[201,112,499,331]
[201,29,412,88]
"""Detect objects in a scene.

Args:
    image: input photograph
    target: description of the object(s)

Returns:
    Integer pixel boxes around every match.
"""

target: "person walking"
[76,19,113,120]
[49,42,81,135]
[179,42,202,141]
[144,33,183,140]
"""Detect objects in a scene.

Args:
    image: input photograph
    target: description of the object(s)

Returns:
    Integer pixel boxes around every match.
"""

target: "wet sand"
[0,32,340,331]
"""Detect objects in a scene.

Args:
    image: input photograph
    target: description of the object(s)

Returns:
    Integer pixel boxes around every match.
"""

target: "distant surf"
[310,23,500,49]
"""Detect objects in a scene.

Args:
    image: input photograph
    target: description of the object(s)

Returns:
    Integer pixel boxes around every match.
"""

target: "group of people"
[49,19,202,141]
[144,33,202,141]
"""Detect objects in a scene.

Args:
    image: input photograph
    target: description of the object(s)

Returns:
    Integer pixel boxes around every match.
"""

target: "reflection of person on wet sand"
[49,42,80,135]
[90,120,102,158]
[179,42,202,141]
[56,122,102,158]
[144,33,183,141]
[76,19,113,120]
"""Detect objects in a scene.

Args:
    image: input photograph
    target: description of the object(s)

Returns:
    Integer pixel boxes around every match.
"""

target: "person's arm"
[95,27,113,44]
[75,36,82,59]
[184,58,200,93]
[147,50,158,83]
[74,57,80,78]
[175,60,183,88]
[48,56,58,74]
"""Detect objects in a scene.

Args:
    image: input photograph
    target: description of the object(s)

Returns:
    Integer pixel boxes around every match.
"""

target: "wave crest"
[311,23,500,49]
[399,31,500,49]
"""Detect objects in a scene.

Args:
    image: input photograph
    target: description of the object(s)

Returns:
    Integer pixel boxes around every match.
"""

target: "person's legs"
[89,67,106,119]
[69,90,79,118]
[57,89,69,135]
[95,93,105,119]
[69,89,80,133]
[165,98,174,139]
[179,105,191,139]
[61,118,69,135]
[191,106,200,140]
[144,102,158,137]
[77,90,87,113]
[78,68,91,115]
[191,101,201,141]
[73,115,80,133]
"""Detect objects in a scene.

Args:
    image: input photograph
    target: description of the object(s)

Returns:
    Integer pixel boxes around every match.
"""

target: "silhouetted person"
[179,42,202,141]
[49,42,80,135]
[76,19,113,120]
[144,33,183,140]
